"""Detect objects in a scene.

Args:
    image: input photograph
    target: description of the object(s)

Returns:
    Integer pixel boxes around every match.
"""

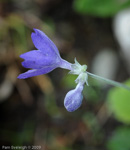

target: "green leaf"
[107,127,130,150]
[73,0,130,17]
[107,79,130,124]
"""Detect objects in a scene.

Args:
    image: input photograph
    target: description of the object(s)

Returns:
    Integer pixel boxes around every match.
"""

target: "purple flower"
[64,83,84,112]
[17,29,71,79]
[17,29,130,112]
[17,29,88,112]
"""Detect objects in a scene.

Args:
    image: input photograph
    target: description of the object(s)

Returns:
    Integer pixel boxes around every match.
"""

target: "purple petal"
[31,29,60,57]
[20,50,60,69]
[17,65,57,79]
[64,83,84,112]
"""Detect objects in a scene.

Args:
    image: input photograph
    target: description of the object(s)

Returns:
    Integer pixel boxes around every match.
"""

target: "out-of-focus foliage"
[73,0,130,17]
[0,0,130,149]
[83,85,101,103]
[107,126,130,150]
[61,74,77,89]
[0,14,28,52]
[107,79,130,124]
[82,112,102,136]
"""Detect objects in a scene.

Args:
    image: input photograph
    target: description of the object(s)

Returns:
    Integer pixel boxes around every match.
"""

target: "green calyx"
[69,58,89,86]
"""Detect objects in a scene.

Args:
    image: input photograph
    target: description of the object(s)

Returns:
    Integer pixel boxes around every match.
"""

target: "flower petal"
[17,65,57,79]
[20,50,60,69]
[18,29,73,79]
[31,29,60,57]
[64,83,84,112]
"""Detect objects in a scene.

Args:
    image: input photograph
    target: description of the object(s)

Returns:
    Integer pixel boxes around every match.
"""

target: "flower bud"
[64,83,84,112]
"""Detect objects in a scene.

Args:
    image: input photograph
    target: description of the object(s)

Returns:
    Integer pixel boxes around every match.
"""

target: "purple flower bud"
[64,83,84,112]
[18,29,71,79]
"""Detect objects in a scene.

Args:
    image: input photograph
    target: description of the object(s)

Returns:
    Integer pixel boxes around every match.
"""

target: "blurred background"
[0,0,130,150]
